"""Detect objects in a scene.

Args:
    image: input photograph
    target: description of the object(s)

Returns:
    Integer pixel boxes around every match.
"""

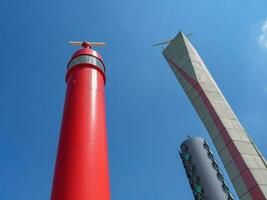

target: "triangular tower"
[163,32,267,200]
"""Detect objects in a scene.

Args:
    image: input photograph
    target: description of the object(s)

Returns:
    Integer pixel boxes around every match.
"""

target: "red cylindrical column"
[51,45,110,200]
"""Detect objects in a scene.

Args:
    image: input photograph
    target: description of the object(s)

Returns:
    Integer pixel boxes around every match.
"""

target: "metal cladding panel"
[180,137,233,200]
[242,154,267,169]
[207,123,220,140]
[225,159,240,180]
[163,31,267,199]
[213,133,225,152]
[232,174,250,196]
[241,192,253,200]
[260,186,267,198]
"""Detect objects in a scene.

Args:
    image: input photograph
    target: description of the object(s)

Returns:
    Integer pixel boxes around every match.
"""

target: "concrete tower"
[51,42,110,200]
[180,136,234,200]
[163,32,267,200]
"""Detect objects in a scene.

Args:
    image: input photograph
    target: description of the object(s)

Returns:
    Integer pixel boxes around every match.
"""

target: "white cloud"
[259,20,267,49]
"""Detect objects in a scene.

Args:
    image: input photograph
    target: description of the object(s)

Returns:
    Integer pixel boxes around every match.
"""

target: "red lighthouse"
[51,41,110,200]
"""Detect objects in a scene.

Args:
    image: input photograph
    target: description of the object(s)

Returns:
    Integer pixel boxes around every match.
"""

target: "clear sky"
[1,0,267,199]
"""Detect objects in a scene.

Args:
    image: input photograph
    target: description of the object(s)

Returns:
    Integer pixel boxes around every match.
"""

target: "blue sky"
[1,0,267,199]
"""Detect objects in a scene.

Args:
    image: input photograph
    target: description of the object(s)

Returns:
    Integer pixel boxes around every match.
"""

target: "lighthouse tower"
[51,41,110,200]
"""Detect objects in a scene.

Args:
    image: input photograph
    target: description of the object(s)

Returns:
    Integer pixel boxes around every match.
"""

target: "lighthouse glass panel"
[68,55,104,72]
